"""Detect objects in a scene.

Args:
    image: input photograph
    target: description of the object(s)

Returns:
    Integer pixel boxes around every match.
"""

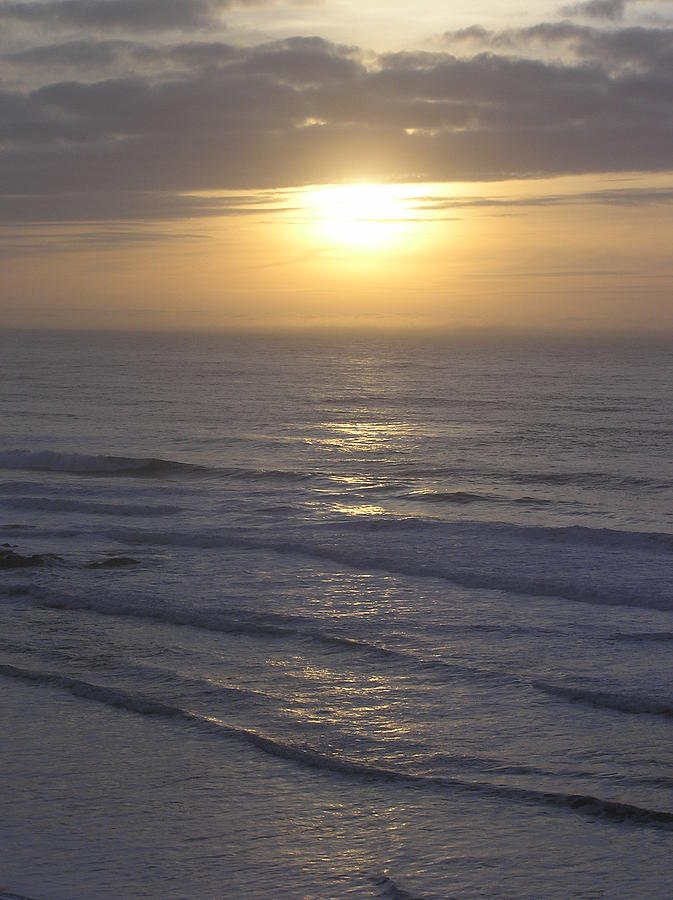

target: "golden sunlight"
[303,183,416,249]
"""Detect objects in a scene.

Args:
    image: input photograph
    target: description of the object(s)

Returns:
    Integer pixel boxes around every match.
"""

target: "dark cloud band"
[1,20,672,220]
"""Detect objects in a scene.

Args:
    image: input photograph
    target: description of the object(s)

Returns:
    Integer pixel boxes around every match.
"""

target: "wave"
[0,496,181,517]
[534,681,673,718]
[86,556,140,569]
[0,892,39,900]
[392,464,671,491]
[103,519,673,611]
[0,450,205,478]
[504,470,670,491]
[36,589,510,683]
[105,518,673,552]
[5,449,666,493]
[222,467,312,482]
[0,449,313,483]
[1,662,672,833]
[0,583,33,597]
[610,631,673,643]
[2,450,667,496]
[0,526,83,540]
[403,490,492,505]
[402,489,551,507]
[371,874,422,900]
[0,548,62,570]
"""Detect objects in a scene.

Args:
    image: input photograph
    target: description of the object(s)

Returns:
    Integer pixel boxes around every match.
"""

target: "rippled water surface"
[1,330,672,899]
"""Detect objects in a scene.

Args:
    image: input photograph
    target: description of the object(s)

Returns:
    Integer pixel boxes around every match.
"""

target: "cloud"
[443,22,673,74]
[2,24,673,220]
[414,186,673,210]
[558,0,673,21]
[0,0,231,31]
[560,0,627,20]
[0,223,209,257]
[0,186,303,224]
[4,38,134,69]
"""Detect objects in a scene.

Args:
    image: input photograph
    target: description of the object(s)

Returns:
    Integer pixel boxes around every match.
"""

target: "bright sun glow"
[303,183,417,249]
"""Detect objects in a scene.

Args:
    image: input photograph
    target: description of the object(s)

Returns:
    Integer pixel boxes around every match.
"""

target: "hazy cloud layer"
[1,4,672,221]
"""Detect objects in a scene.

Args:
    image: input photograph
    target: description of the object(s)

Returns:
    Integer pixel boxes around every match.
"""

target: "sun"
[303,183,414,249]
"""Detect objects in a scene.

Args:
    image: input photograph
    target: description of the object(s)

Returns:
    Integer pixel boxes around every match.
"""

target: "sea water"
[0,330,672,899]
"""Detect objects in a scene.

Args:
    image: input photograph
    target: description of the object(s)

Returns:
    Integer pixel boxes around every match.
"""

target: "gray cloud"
[443,22,673,74]
[415,186,673,210]
[558,0,673,21]
[0,189,298,224]
[0,0,231,31]
[2,26,673,221]
[1,36,359,87]
[4,38,134,68]
[561,0,627,20]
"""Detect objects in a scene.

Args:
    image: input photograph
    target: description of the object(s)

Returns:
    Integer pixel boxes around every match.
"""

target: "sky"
[1,0,672,332]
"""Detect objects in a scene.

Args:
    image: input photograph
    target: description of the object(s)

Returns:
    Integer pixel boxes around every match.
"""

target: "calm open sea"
[1,329,672,899]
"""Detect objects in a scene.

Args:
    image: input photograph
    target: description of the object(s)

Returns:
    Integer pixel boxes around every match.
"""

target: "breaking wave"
[102,519,673,611]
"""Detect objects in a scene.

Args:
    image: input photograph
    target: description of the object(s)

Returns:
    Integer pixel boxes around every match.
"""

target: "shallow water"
[1,330,672,898]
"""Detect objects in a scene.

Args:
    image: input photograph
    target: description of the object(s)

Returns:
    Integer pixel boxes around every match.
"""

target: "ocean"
[1,329,672,899]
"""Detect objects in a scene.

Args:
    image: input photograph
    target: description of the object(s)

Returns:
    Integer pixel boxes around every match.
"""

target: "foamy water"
[1,330,672,898]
